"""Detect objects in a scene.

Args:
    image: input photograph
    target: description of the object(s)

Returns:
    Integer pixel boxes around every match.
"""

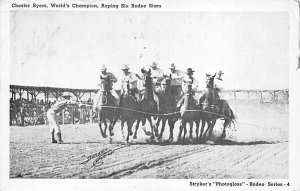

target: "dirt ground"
[10,101,289,179]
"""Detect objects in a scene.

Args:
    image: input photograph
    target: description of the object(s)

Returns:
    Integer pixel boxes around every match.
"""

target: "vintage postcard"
[0,0,299,190]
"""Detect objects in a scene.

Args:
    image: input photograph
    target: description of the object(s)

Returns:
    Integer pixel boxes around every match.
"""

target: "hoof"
[155,132,159,137]
[206,140,216,145]
[110,132,114,136]
[129,130,133,136]
[168,138,174,143]
[133,135,137,139]
[145,131,152,136]
[221,133,226,139]
[101,133,107,138]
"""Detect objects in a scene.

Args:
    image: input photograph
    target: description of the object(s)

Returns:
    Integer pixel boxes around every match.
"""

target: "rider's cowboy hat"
[150,61,158,67]
[121,64,130,70]
[186,68,195,74]
[100,64,107,71]
[61,92,72,98]
[169,63,176,69]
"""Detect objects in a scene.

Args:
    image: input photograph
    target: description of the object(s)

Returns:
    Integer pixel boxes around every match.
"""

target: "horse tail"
[230,108,236,127]
[225,108,236,129]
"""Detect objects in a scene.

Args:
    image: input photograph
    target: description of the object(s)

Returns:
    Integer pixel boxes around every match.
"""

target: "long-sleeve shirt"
[50,99,77,113]
[181,75,199,93]
[151,68,165,84]
[98,72,118,89]
[169,69,184,86]
[121,72,139,89]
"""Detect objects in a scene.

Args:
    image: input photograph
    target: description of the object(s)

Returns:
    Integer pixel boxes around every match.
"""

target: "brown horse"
[94,76,118,138]
[119,80,139,143]
[156,75,179,142]
[133,69,159,141]
[177,82,201,142]
[198,74,236,142]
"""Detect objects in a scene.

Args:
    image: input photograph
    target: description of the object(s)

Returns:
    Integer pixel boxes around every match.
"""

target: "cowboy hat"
[150,61,158,67]
[100,64,107,71]
[61,92,72,97]
[186,68,195,74]
[121,64,130,70]
[169,63,176,69]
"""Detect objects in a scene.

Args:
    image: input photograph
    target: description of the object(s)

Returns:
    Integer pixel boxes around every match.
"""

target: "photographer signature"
[81,145,128,167]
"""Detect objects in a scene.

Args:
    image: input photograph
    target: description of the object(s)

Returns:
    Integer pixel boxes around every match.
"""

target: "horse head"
[161,75,171,92]
[100,75,112,94]
[143,68,153,89]
[206,73,216,90]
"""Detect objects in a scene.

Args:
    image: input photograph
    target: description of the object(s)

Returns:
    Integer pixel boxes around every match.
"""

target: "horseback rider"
[177,68,199,109]
[136,66,160,111]
[150,61,164,90]
[93,64,119,112]
[47,92,82,144]
[199,71,223,108]
[168,63,184,101]
[120,64,139,103]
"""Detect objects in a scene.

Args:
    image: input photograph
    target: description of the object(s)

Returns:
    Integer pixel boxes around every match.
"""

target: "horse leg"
[177,121,184,142]
[108,118,115,137]
[126,120,131,143]
[208,119,217,138]
[195,120,200,141]
[146,116,155,141]
[103,119,108,137]
[133,118,140,139]
[159,117,167,140]
[149,115,159,137]
[121,119,126,140]
[221,120,229,139]
[156,117,162,133]
[189,121,193,140]
[203,121,211,142]
[98,114,106,138]
[199,120,206,142]
[168,118,175,142]
[98,121,105,138]
[182,121,188,142]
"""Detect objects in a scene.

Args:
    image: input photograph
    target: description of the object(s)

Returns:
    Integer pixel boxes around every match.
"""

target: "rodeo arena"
[9,63,289,179]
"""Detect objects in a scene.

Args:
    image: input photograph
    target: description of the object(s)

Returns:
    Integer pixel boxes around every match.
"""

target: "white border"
[1,0,299,190]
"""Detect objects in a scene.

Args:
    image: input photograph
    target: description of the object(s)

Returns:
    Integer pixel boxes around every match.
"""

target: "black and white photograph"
[1,0,300,190]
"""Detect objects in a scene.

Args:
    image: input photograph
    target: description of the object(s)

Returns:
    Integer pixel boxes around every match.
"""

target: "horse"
[177,82,201,142]
[94,76,118,139]
[133,69,159,141]
[198,74,236,142]
[155,75,179,142]
[119,80,139,143]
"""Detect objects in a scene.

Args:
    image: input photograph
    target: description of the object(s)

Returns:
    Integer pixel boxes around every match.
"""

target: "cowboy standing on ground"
[47,92,82,144]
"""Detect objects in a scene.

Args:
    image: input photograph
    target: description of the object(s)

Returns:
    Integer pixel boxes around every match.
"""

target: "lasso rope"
[88,104,232,120]
[33,103,232,127]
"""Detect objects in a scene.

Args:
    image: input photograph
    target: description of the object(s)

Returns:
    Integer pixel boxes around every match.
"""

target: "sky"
[10,10,289,90]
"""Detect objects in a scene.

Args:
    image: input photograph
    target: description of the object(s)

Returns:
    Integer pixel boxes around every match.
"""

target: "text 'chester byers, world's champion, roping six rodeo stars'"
[11,3,162,9]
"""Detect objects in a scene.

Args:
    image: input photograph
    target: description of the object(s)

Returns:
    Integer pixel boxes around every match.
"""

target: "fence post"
[62,109,65,125]
[90,109,93,123]
[71,108,75,124]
